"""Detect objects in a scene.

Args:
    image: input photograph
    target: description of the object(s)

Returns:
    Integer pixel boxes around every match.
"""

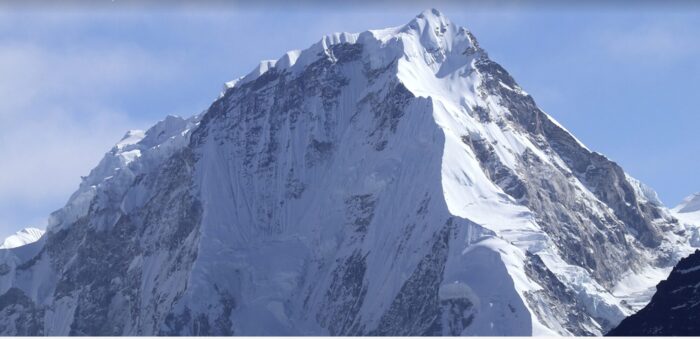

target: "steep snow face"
[0,228,45,249]
[0,9,695,336]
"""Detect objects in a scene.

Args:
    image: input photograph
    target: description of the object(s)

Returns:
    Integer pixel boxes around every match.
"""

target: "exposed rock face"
[0,9,695,336]
[608,250,700,336]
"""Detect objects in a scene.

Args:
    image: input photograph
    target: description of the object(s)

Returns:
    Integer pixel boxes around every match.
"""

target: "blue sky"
[0,2,698,238]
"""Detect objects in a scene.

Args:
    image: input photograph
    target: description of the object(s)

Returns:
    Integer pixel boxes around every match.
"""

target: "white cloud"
[0,39,185,237]
[598,23,699,63]
[0,107,133,201]
[0,42,182,116]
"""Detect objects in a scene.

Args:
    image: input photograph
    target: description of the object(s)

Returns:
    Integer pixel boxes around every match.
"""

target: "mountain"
[0,228,44,249]
[675,193,700,214]
[608,249,700,336]
[672,193,700,247]
[0,9,696,336]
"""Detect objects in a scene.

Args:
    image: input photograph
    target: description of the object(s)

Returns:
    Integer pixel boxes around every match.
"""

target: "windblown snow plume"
[0,9,696,336]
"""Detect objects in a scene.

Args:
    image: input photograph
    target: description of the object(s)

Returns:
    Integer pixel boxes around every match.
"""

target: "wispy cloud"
[0,37,185,237]
[596,22,699,63]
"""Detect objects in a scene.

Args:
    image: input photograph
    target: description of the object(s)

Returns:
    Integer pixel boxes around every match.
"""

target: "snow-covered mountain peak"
[0,227,44,249]
[224,9,481,96]
[672,193,700,246]
[675,193,700,213]
[400,8,464,52]
[404,9,454,38]
[0,10,696,336]
[365,9,483,69]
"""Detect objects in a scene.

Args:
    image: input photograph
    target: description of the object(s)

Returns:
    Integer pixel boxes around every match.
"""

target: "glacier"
[0,9,697,336]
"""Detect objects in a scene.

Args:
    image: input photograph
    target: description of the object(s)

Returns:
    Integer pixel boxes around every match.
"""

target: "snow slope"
[0,9,695,336]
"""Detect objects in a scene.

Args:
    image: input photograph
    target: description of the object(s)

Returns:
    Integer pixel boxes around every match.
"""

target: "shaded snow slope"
[0,9,695,336]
